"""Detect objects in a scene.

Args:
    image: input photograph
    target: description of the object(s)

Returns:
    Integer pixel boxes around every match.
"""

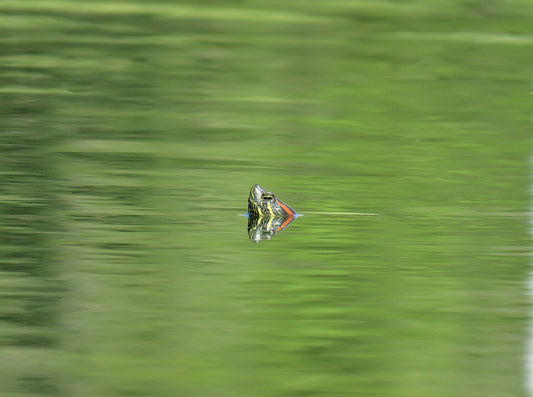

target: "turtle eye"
[262,194,274,202]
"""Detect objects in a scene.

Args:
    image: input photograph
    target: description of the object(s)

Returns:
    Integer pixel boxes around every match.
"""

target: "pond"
[0,1,532,396]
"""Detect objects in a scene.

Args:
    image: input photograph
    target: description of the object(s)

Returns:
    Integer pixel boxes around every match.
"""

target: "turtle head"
[248,184,296,218]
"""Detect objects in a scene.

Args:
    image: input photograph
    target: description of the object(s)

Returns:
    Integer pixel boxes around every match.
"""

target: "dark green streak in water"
[0,1,531,396]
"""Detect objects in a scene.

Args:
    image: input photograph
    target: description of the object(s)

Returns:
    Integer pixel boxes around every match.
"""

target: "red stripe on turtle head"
[277,200,296,217]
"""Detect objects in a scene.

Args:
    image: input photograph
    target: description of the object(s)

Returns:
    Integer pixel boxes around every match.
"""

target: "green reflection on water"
[0,0,531,396]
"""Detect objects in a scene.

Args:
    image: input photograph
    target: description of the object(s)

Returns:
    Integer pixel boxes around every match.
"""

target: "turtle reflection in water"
[247,184,298,242]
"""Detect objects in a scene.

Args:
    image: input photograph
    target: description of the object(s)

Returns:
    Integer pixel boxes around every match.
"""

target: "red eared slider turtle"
[248,184,297,218]
[247,184,297,242]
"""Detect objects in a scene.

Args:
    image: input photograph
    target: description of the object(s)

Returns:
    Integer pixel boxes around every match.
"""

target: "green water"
[1,1,532,396]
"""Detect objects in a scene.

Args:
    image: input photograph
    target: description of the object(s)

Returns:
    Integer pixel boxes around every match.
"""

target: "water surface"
[0,1,531,396]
